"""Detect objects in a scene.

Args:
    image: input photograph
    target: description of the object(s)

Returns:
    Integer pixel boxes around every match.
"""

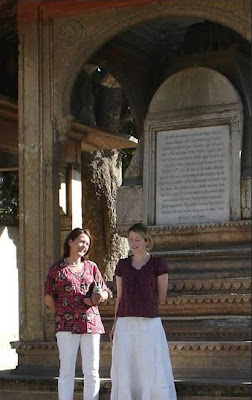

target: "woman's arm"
[109,276,122,341]
[157,273,168,305]
[45,294,56,312]
[114,275,122,316]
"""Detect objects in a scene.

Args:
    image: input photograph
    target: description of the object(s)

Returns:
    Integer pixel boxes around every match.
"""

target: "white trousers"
[56,331,100,400]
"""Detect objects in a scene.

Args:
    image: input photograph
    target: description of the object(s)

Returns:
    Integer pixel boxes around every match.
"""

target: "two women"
[44,228,109,400]
[45,224,177,400]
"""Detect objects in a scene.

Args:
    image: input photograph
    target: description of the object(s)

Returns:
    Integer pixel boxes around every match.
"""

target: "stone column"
[18,11,61,342]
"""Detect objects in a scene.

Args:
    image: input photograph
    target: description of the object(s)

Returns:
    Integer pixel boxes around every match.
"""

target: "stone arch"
[57,1,250,118]
[148,65,250,179]
[148,66,242,112]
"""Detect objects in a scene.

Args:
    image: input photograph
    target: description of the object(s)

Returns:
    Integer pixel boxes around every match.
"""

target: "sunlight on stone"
[0,227,19,370]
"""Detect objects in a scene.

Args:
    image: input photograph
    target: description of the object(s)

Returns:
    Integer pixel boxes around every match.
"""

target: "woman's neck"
[66,256,82,266]
[132,251,149,260]
[131,252,150,268]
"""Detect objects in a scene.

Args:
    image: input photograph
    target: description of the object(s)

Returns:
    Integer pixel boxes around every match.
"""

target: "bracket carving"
[52,114,73,144]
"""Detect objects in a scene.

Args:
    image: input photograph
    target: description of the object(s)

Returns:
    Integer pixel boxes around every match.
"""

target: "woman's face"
[128,230,147,254]
[69,233,90,258]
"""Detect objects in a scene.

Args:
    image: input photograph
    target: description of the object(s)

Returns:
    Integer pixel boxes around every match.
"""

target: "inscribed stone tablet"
[156,125,230,225]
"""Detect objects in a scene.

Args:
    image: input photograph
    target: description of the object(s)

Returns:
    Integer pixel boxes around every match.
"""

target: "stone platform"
[0,336,250,400]
[0,369,250,400]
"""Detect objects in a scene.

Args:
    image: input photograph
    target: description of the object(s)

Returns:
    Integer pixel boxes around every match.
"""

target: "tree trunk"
[82,149,128,280]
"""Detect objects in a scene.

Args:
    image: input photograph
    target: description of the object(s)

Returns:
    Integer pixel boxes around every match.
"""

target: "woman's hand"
[109,325,115,341]
[92,292,102,305]
[84,297,93,307]
[84,291,108,307]
[45,294,56,312]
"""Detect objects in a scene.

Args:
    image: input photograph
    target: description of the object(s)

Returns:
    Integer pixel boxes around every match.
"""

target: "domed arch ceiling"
[73,16,250,139]
[60,0,250,114]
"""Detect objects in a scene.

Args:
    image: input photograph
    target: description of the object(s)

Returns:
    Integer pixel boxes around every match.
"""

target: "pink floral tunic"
[44,258,109,335]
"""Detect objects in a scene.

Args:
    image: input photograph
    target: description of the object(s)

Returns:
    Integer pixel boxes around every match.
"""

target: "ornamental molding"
[165,294,251,305]
[102,340,251,353]
[11,341,58,351]
[241,177,252,219]
[156,219,251,231]
[169,341,251,352]
[166,331,250,340]
[98,294,251,314]
[116,219,251,236]
[168,278,251,293]
[11,340,250,353]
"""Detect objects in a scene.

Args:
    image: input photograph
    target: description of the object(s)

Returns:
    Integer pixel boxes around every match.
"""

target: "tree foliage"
[0,171,19,226]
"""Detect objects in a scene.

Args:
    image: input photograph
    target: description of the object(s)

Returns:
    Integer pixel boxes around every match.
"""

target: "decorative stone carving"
[58,19,83,47]
[116,220,251,248]
[98,291,251,317]
[52,114,73,144]
[168,277,251,293]
[241,177,251,219]
[10,339,250,353]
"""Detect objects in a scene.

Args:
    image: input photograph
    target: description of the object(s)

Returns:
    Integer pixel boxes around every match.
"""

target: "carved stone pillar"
[18,12,61,343]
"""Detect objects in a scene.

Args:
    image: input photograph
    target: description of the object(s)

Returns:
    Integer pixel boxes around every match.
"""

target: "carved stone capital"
[52,114,73,144]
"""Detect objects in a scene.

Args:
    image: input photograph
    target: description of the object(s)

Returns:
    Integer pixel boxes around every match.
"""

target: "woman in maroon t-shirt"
[110,223,177,400]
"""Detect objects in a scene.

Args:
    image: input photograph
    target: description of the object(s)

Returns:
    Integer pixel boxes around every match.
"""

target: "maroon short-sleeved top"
[115,255,168,318]
[44,258,109,334]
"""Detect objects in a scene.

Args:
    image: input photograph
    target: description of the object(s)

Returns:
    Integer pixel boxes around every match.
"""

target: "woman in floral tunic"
[45,227,109,400]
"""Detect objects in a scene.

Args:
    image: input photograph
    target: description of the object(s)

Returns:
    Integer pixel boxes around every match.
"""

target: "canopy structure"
[0,98,137,158]
[72,121,137,152]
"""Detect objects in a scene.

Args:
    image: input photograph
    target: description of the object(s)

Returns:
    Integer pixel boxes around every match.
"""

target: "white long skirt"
[110,317,177,400]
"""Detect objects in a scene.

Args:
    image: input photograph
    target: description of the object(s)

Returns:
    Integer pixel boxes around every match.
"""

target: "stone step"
[98,340,251,379]
[101,315,251,342]
[11,339,251,383]
[98,292,251,318]
[0,370,251,400]
[168,276,251,295]
[108,276,252,296]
